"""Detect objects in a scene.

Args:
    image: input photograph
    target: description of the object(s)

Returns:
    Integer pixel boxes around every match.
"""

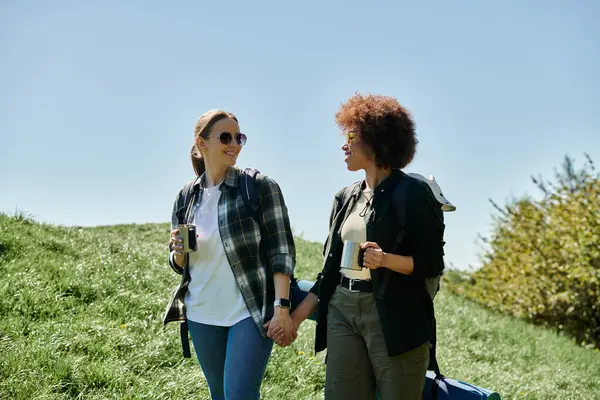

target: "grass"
[0,213,599,399]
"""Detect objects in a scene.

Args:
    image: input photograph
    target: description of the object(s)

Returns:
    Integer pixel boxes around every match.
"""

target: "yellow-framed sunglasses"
[345,131,358,144]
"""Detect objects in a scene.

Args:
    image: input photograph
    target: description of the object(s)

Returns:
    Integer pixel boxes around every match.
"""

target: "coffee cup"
[176,224,198,253]
[340,240,365,271]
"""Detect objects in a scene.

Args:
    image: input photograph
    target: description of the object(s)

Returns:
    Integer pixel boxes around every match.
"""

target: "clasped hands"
[264,307,299,348]
[264,241,385,348]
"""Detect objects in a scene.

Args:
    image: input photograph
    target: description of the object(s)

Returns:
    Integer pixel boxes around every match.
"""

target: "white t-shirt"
[340,187,373,280]
[184,184,251,326]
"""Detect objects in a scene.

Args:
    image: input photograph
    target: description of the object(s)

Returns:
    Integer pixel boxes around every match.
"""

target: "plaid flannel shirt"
[163,166,296,337]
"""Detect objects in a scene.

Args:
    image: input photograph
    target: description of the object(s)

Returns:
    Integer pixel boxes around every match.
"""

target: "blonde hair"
[190,109,238,177]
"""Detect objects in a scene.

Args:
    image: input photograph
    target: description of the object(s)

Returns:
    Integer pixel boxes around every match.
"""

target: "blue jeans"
[187,317,274,400]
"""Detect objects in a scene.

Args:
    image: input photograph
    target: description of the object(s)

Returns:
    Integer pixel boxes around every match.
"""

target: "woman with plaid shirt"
[165,110,296,400]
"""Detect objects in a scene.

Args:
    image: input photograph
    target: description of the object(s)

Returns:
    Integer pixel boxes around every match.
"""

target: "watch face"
[276,298,291,308]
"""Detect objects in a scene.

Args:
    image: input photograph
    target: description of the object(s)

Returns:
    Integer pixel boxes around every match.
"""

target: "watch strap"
[274,298,291,309]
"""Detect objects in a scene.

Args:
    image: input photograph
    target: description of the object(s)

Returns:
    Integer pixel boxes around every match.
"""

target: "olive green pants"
[325,285,430,400]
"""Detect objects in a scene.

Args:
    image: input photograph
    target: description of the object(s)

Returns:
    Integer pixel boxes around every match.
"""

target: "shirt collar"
[357,169,403,196]
[194,165,240,191]
[374,169,404,194]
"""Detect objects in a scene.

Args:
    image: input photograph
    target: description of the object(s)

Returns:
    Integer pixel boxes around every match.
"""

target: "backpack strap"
[336,183,362,229]
[180,321,191,358]
[391,173,445,390]
[175,179,199,225]
[391,172,411,249]
[372,174,411,301]
[343,185,360,207]
[239,167,262,223]
[170,179,199,257]
[430,343,445,399]
[319,183,360,261]
[173,178,198,359]
[392,173,443,300]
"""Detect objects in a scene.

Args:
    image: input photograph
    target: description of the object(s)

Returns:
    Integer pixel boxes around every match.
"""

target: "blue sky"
[1,0,599,271]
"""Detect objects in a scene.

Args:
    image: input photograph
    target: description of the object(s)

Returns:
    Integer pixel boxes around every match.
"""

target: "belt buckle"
[348,278,360,293]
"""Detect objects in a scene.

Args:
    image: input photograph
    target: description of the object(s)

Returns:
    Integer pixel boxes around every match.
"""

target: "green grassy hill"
[1,213,599,399]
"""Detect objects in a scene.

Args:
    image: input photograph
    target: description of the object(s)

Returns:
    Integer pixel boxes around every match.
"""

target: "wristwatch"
[274,298,291,309]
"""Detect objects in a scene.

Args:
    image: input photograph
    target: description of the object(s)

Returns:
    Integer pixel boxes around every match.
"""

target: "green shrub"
[449,154,600,348]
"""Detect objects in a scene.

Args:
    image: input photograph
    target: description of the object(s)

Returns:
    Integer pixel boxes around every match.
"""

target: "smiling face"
[342,131,373,172]
[197,117,243,170]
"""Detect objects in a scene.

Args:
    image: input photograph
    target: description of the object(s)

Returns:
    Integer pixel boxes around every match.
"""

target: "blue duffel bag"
[424,370,502,400]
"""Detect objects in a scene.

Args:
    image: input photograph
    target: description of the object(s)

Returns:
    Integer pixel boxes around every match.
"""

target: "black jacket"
[310,169,445,356]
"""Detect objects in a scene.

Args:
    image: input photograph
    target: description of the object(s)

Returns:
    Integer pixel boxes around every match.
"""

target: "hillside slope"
[0,214,598,399]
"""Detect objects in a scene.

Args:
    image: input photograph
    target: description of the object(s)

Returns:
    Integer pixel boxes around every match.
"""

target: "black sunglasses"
[205,132,247,146]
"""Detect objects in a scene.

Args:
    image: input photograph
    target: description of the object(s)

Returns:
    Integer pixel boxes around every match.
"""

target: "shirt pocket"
[229,195,262,261]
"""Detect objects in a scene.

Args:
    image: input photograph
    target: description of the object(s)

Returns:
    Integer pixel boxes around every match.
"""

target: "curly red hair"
[335,93,417,169]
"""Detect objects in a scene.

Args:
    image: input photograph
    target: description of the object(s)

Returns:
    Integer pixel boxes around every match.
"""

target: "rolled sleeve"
[269,253,295,276]
[168,250,185,275]
[310,194,342,297]
[259,177,296,276]
[408,181,446,280]
[309,273,323,296]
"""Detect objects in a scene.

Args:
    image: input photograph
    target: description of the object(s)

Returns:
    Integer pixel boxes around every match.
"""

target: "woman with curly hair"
[282,93,446,399]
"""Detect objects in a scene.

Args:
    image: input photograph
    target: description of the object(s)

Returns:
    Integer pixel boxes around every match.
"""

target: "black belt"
[340,276,373,293]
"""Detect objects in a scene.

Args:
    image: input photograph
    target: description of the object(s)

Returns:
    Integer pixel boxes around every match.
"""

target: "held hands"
[264,307,298,347]
[360,242,386,270]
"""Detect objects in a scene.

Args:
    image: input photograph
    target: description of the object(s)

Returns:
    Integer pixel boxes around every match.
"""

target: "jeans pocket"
[329,285,342,306]
[400,347,429,376]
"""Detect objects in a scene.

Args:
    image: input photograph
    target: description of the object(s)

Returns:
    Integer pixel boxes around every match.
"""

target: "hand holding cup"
[170,228,185,254]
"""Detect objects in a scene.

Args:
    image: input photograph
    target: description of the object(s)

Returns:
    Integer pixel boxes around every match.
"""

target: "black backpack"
[389,173,446,391]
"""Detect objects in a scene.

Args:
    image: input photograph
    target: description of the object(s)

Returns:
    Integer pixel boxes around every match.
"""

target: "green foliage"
[449,154,600,349]
[1,213,599,399]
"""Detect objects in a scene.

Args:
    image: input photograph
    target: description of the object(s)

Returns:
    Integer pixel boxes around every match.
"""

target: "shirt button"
[328,253,333,257]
